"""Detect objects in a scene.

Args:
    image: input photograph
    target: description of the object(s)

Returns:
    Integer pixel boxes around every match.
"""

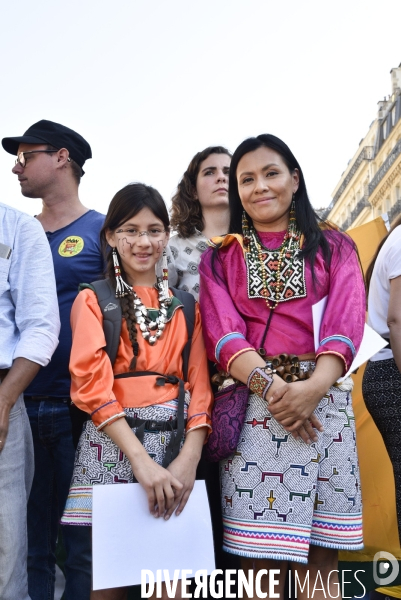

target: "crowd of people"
[0,119,399,600]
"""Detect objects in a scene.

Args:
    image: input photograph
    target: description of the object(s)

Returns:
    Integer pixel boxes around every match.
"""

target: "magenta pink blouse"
[199,230,365,376]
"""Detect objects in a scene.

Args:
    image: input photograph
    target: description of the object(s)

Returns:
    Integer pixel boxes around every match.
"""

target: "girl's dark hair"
[365,213,401,294]
[170,145,232,238]
[228,134,334,271]
[100,183,170,371]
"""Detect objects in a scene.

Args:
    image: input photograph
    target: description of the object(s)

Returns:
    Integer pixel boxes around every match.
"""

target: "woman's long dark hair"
[365,213,401,294]
[170,145,232,238]
[228,134,335,271]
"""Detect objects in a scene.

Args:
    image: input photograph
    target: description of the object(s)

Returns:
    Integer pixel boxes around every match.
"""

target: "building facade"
[326,64,401,230]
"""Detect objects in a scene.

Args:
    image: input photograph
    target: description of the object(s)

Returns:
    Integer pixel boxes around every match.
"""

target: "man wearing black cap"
[2,120,104,600]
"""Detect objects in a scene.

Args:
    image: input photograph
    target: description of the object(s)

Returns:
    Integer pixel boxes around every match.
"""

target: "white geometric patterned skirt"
[220,381,363,564]
[61,398,187,526]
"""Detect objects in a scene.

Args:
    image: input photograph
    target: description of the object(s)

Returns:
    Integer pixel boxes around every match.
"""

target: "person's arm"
[164,303,212,516]
[388,275,401,371]
[315,232,366,375]
[269,234,365,438]
[198,246,257,371]
[0,215,60,452]
[11,215,60,366]
[69,290,125,427]
[0,358,41,451]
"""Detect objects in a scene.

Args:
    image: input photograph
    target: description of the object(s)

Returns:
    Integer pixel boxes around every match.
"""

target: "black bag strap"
[79,279,122,367]
[79,280,195,382]
[170,287,195,382]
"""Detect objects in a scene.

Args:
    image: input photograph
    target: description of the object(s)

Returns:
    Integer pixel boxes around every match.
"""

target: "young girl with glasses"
[61,183,213,600]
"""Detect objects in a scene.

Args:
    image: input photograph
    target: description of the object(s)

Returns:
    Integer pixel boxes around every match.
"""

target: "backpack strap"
[170,287,195,382]
[79,279,122,367]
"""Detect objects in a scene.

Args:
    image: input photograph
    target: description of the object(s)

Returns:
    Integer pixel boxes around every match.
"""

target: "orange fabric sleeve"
[69,289,125,430]
[186,302,213,437]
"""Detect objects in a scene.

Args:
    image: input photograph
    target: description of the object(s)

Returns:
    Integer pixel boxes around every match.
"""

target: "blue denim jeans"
[25,399,91,600]
[0,394,33,600]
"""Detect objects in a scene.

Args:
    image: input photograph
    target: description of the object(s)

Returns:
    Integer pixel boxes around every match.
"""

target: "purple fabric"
[204,383,249,462]
[199,230,366,375]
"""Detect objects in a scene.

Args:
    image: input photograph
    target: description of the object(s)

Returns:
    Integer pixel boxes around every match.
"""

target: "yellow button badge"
[58,236,84,257]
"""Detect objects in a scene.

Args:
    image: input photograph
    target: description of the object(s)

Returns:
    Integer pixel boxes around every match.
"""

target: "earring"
[162,247,169,297]
[242,211,251,248]
[288,196,297,244]
[112,248,132,297]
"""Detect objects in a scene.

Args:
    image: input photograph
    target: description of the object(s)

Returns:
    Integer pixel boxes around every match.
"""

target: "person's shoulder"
[200,234,245,270]
[169,233,193,247]
[0,201,32,221]
[0,202,42,231]
[321,226,355,250]
[387,224,401,245]
[210,233,247,256]
[75,285,101,306]
[83,209,105,228]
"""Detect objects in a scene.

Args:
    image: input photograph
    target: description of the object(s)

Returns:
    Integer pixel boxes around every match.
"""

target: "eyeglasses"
[115,228,167,239]
[14,150,57,168]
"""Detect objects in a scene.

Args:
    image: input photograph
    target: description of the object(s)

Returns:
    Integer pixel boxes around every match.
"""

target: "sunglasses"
[14,149,67,168]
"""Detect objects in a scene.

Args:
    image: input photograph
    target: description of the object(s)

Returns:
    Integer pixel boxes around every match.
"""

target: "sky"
[1,0,400,217]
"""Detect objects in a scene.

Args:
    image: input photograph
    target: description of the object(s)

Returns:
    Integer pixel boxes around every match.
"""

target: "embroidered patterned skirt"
[220,375,363,563]
[61,398,188,526]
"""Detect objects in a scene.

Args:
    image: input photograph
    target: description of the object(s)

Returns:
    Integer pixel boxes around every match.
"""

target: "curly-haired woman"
[168,146,231,300]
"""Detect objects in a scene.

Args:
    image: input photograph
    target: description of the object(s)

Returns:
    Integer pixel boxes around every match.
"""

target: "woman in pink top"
[199,134,365,599]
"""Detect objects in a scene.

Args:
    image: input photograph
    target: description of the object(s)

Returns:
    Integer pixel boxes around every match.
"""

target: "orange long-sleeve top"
[69,286,213,433]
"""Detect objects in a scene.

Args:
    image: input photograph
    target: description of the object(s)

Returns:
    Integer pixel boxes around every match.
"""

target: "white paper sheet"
[92,480,215,590]
[337,322,388,382]
[312,295,328,351]
[312,297,388,382]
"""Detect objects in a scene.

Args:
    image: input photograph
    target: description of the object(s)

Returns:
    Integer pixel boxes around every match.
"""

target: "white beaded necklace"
[131,279,171,345]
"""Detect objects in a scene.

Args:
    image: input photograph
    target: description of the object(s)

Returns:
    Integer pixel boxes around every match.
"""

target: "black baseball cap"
[2,119,92,175]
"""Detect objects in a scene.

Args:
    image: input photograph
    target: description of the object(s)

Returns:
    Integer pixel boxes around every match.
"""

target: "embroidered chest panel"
[246,249,307,302]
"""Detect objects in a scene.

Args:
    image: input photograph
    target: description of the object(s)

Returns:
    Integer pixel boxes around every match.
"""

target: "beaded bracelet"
[247,366,275,401]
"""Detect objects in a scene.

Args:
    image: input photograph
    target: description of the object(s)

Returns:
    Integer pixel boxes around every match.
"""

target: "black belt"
[119,372,187,473]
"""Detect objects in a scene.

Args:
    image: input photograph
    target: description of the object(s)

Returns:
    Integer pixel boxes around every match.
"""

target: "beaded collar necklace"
[242,203,306,308]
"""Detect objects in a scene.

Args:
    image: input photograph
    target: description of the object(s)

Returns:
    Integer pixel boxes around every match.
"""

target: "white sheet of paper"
[338,322,388,382]
[92,480,215,590]
[312,295,328,351]
[312,297,388,382]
